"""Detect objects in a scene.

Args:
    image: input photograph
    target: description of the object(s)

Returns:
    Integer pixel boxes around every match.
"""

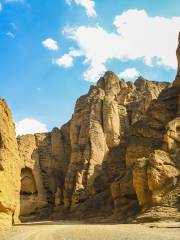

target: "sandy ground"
[0,221,180,240]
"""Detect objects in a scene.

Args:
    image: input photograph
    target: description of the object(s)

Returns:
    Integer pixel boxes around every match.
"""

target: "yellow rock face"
[0,99,21,226]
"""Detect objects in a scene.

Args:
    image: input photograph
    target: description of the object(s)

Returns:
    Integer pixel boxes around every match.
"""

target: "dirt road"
[0,221,180,240]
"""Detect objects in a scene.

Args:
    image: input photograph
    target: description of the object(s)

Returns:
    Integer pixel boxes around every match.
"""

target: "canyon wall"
[17,126,70,221]
[16,73,170,222]
[63,73,169,219]
[124,33,180,221]
[0,33,180,225]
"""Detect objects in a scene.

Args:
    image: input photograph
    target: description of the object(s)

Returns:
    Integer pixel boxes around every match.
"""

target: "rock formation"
[0,98,21,226]
[123,33,180,221]
[63,72,169,218]
[12,71,169,222]
[17,127,70,221]
[0,33,180,226]
[173,32,180,86]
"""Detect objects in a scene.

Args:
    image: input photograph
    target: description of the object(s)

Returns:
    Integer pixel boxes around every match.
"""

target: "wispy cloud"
[66,0,96,17]
[6,32,15,38]
[10,22,17,30]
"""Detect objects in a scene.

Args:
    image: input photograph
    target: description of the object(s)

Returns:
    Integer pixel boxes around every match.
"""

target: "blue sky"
[0,0,180,135]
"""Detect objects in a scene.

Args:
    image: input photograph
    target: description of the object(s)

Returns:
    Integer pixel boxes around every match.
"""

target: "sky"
[0,0,180,135]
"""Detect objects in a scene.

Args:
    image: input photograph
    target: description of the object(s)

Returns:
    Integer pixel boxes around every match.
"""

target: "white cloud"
[42,38,59,51]
[16,118,48,136]
[62,9,180,82]
[53,49,82,68]
[84,63,106,82]
[0,3,2,12]
[113,9,179,68]
[119,68,140,80]
[66,0,96,17]
[6,32,15,38]
[53,54,74,68]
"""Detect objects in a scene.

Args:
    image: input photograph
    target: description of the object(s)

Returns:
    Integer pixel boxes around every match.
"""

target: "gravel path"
[0,221,180,240]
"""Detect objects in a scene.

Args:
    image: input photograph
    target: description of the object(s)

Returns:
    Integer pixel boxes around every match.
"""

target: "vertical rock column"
[101,72,121,148]
[173,32,180,86]
[64,86,108,210]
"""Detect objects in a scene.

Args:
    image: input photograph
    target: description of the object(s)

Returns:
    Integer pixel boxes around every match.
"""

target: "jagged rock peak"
[173,32,180,86]
[134,76,147,89]
[0,97,10,112]
[134,75,169,92]
[97,71,121,92]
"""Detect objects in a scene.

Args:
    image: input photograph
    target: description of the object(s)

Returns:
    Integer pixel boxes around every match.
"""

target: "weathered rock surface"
[11,70,167,221]
[63,72,169,217]
[0,98,21,226]
[133,150,179,210]
[17,134,48,220]
[61,33,180,221]
[17,127,70,221]
[122,34,180,221]
[14,71,170,221]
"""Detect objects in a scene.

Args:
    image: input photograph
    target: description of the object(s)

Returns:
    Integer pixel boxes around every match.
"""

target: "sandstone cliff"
[0,98,21,226]
[61,32,179,221]
[17,126,70,221]
[123,33,180,221]
[63,73,169,218]
[15,72,169,222]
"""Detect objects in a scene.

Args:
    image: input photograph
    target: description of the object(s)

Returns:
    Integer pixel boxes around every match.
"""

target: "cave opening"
[20,167,38,220]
